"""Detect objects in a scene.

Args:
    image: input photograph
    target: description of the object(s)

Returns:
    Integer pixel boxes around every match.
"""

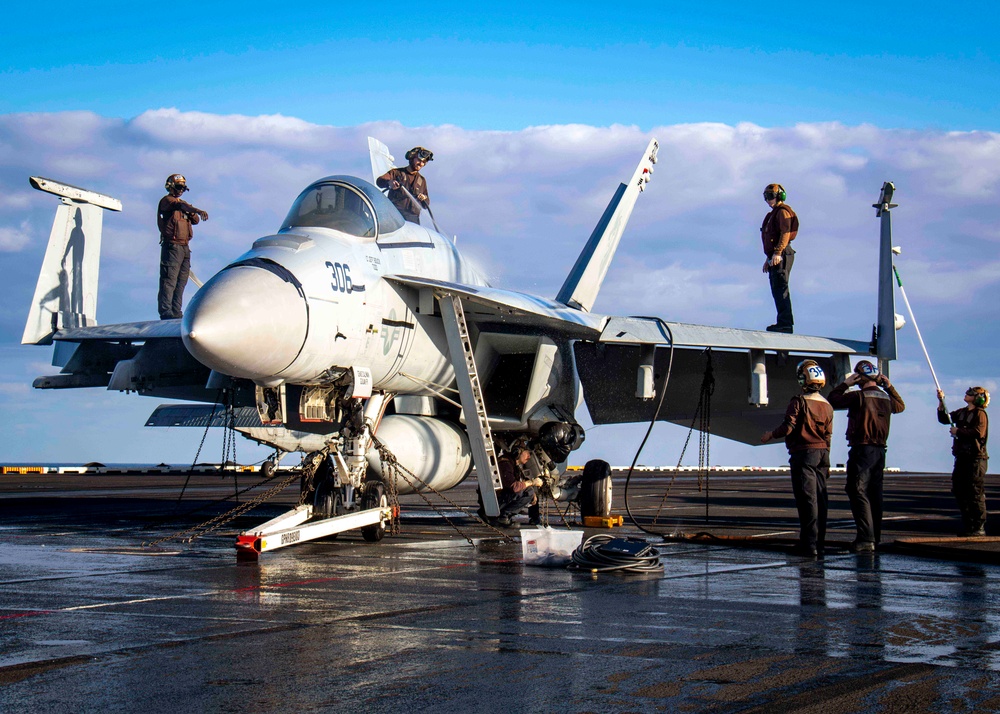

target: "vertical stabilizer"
[368,137,396,185]
[22,177,122,345]
[874,181,898,365]
[556,139,658,312]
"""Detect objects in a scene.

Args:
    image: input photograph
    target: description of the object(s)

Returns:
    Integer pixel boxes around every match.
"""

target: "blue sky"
[4,4,1000,131]
[2,3,999,472]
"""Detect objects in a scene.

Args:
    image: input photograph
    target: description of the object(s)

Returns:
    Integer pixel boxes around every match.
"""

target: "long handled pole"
[398,184,442,234]
[893,264,952,421]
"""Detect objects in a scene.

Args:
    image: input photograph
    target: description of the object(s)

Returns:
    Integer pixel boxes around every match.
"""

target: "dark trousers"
[768,247,795,329]
[952,455,988,532]
[158,242,191,319]
[845,444,886,544]
[499,487,536,519]
[789,449,830,549]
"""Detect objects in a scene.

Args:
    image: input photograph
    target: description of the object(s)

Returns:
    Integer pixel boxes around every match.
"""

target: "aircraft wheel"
[361,481,389,543]
[579,459,612,519]
[261,460,276,478]
[314,480,339,519]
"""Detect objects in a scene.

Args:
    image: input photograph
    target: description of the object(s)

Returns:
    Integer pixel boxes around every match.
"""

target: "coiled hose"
[568,534,664,574]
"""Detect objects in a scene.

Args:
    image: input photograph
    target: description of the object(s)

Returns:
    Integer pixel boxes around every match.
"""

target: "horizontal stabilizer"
[146,404,264,428]
[147,404,333,453]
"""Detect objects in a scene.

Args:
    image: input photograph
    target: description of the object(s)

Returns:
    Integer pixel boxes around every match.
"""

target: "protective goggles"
[763,190,777,200]
[414,149,433,161]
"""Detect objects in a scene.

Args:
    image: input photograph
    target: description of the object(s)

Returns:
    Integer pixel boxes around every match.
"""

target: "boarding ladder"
[438,292,503,517]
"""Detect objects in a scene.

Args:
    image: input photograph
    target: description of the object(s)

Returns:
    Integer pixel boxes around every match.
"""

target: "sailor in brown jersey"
[760,183,799,333]
[492,444,544,527]
[937,386,990,536]
[828,360,905,552]
[157,174,209,320]
[377,146,433,224]
[762,359,834,556]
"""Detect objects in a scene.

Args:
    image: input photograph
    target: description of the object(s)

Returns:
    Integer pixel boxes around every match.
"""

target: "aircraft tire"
[580,459,612,519]
[314,480,338,519]
[361,481,388,543]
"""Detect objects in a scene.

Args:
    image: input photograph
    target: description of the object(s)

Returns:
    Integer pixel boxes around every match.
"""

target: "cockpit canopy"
[279,176,406,238]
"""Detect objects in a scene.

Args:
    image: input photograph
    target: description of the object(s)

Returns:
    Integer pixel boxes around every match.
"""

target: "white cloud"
[0,191,33,210]
[0,382,30,397]
[600,258,763,325]
[889,259,1000,304]
[130,108,334,148]
[0,220,31,251]
[3,111,114,150]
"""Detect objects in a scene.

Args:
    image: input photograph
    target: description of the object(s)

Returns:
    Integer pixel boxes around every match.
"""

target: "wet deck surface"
[2,470,999,712]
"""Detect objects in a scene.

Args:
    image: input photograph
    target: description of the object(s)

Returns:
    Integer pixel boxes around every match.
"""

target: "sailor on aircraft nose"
[182,262,309,381]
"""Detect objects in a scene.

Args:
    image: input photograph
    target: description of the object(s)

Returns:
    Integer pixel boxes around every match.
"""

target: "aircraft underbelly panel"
[575,342,840,446]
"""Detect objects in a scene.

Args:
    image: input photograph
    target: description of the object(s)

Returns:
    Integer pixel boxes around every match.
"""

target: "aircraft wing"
[596,316,870,353]
[385,275,606,339]
[388,276,869,446]
[576,316,870,446]
[54,319,182,342]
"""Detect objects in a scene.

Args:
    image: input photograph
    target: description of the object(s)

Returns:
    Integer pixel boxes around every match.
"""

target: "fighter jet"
[21,141,899,552]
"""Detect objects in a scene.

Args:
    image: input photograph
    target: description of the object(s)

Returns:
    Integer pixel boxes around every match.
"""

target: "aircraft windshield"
[280,183,377,238]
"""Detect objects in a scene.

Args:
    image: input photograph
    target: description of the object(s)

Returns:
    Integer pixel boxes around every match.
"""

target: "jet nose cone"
[182,265,308,380]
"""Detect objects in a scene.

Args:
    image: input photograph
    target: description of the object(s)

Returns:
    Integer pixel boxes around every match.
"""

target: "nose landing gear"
[361,481,389,542]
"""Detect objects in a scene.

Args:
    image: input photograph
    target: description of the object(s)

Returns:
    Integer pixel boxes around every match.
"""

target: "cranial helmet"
[165,174,188,193]
[854,360,880,381]
[405,146,434,162]
[967,386,991,408]
[763,183,786,202]
[796,359,826,391]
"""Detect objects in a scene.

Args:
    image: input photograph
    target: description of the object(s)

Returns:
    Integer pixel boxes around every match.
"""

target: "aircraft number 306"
[325,261,354,294]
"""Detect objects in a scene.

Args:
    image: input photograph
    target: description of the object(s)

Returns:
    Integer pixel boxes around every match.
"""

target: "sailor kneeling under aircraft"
[491,443,544,528]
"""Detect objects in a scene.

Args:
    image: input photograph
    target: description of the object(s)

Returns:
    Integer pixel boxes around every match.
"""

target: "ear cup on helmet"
[796,359,825,390]
[764,183,787,202]
[968,387,990,408]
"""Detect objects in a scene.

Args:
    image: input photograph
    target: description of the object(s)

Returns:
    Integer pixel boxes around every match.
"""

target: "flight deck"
[2,469,999,712]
